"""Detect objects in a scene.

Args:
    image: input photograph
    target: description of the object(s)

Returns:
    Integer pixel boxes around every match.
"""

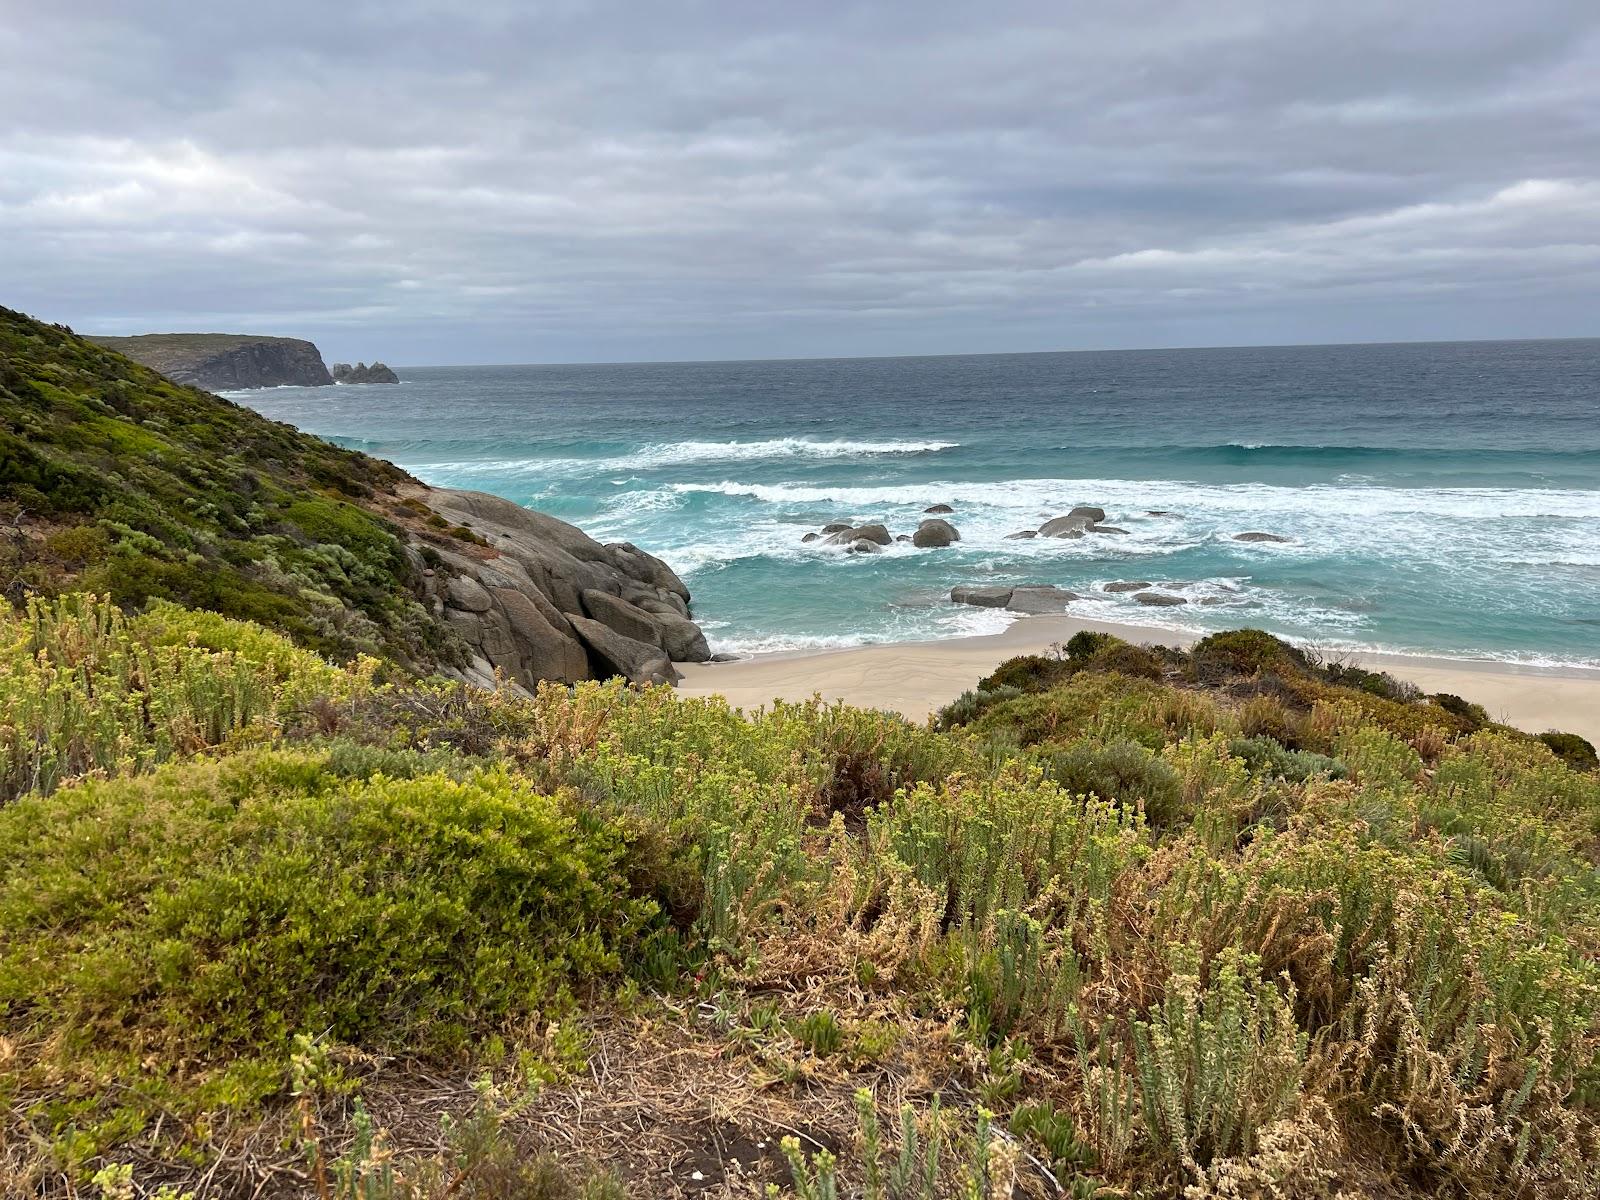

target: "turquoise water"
[242,339,1600,666]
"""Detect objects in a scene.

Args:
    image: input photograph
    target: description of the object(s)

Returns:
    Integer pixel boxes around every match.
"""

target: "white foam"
[420,437,958,479]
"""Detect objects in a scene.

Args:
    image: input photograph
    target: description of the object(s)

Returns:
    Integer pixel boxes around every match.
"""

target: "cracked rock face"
[409,485,711,690]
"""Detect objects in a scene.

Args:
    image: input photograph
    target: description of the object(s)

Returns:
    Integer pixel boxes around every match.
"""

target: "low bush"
[0,749,652,1105]
[1191,628,1310,683]
[1228,735,1347,782]
[1540,730,1599,773]
[1038,738,1186,829]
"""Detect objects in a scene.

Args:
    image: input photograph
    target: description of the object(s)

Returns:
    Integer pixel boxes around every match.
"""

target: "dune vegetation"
[2,593,1597,1199]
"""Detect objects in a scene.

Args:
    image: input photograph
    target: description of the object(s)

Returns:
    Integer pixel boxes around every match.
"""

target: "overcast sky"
[2,1,1598,364]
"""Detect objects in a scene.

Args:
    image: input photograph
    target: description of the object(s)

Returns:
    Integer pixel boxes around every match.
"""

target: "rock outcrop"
[951,583,1079,614]
[407,485,709,689]
[88,333,334,390]
[1133,592,1188,606]
[332,361,400,384]
[912,518,960,548]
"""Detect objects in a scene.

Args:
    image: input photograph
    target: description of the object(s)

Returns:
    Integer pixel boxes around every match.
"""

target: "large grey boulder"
[445,574,493,613]
[654,611,712,662]
[408,484,708,690]
[1005,586,1079,614]
[912,518,960,548]
[951,585,1013,608]
[1038,515,1091,538]
[569,615,678,685]
[826,523,892,547]
[1102,580,1152,593]
[582,588,663,647]
[1133,592,1188,606]
[492,587,590,682]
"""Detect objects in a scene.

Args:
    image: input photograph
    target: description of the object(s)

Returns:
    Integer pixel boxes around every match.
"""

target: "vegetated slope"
[0,306,455,668]
[2,596,1596,1199]
[87,331,335,389]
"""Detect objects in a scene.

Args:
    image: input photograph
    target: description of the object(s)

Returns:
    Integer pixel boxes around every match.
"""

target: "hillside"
[1,308,1597,1200]
[0,307,710,682]
[87,331,336,390]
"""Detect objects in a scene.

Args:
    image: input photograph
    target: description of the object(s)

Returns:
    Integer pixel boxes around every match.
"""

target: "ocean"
[239,339,1600,668]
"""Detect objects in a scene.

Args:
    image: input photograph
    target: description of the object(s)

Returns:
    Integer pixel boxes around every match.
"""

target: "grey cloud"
[1,0,1597,362]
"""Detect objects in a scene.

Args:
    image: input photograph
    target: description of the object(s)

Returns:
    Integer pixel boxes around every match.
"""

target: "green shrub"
[977,652,1073,694]
[1227,735,1347,783]
[0,593,350,802]
[1064,630,1114,660]
[935,684,1023,729]
[1037,738,1185,829]
[1539,730,1599,773]
[1191,629,1310,682]
[0,749,651,1099]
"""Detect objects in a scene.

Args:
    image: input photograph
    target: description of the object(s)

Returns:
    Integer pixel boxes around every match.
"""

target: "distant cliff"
[87,333,334,390]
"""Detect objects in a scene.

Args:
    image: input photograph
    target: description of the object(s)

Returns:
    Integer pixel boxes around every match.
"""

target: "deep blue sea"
[240,340,1600,667]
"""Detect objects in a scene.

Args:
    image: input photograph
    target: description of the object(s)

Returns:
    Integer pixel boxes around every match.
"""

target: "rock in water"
[331,361,400,384]
[1234,531,1292,543]
[1133,592,1188,606]
[1088,525,1129,535]
[1102,580,1152,593]
[1067,505,1106,523]
[1005,586,1079,613]
[1004,529,1038,539]
[825,523,892,546]
[912,518,960,548]
[1038,515,1092,538]
[923,503,955,514]
[951,585,1014,607]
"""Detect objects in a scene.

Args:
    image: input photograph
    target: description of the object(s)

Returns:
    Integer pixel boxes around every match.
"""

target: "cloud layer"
[3,1,1598,362]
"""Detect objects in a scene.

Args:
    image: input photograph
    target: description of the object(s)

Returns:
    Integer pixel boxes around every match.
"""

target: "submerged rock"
[1089,525,1129,535]
[845,538,882,554]
[1103,580,1152,593]
[1133,592,1187,607]
[912,518,960,548]
[1004,530,1038,540]
[923,503,955,514]
[1234,531,1292,543]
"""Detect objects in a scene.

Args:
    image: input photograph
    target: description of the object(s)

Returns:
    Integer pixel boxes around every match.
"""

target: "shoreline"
[677,614,1600,743]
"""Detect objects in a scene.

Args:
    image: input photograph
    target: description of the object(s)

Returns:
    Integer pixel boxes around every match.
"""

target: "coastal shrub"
[977,652,1073,694]
[1540,730,1599,773]
[1064,630,1114,660]
[1228,735,1347,783]
[0,593,352,802]
[970,672,1217,750]
[934,684,1023,729]
[1433,691,1491,730]
[1131,947,1308,1168]
[0,750,650,1100]
[1037,738,1186,829]
[1190,628,1309,683]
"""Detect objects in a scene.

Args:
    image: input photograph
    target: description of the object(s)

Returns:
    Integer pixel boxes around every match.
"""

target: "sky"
[2,1,1598,365]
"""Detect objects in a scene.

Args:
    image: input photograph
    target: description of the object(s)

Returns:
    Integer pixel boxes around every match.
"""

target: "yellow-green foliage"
[0,593,356,802]
[2,605,1598,1198]
[0,748,651,1116]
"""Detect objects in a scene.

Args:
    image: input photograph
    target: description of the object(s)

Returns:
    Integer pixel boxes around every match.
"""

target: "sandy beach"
[679,614,1600,745]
